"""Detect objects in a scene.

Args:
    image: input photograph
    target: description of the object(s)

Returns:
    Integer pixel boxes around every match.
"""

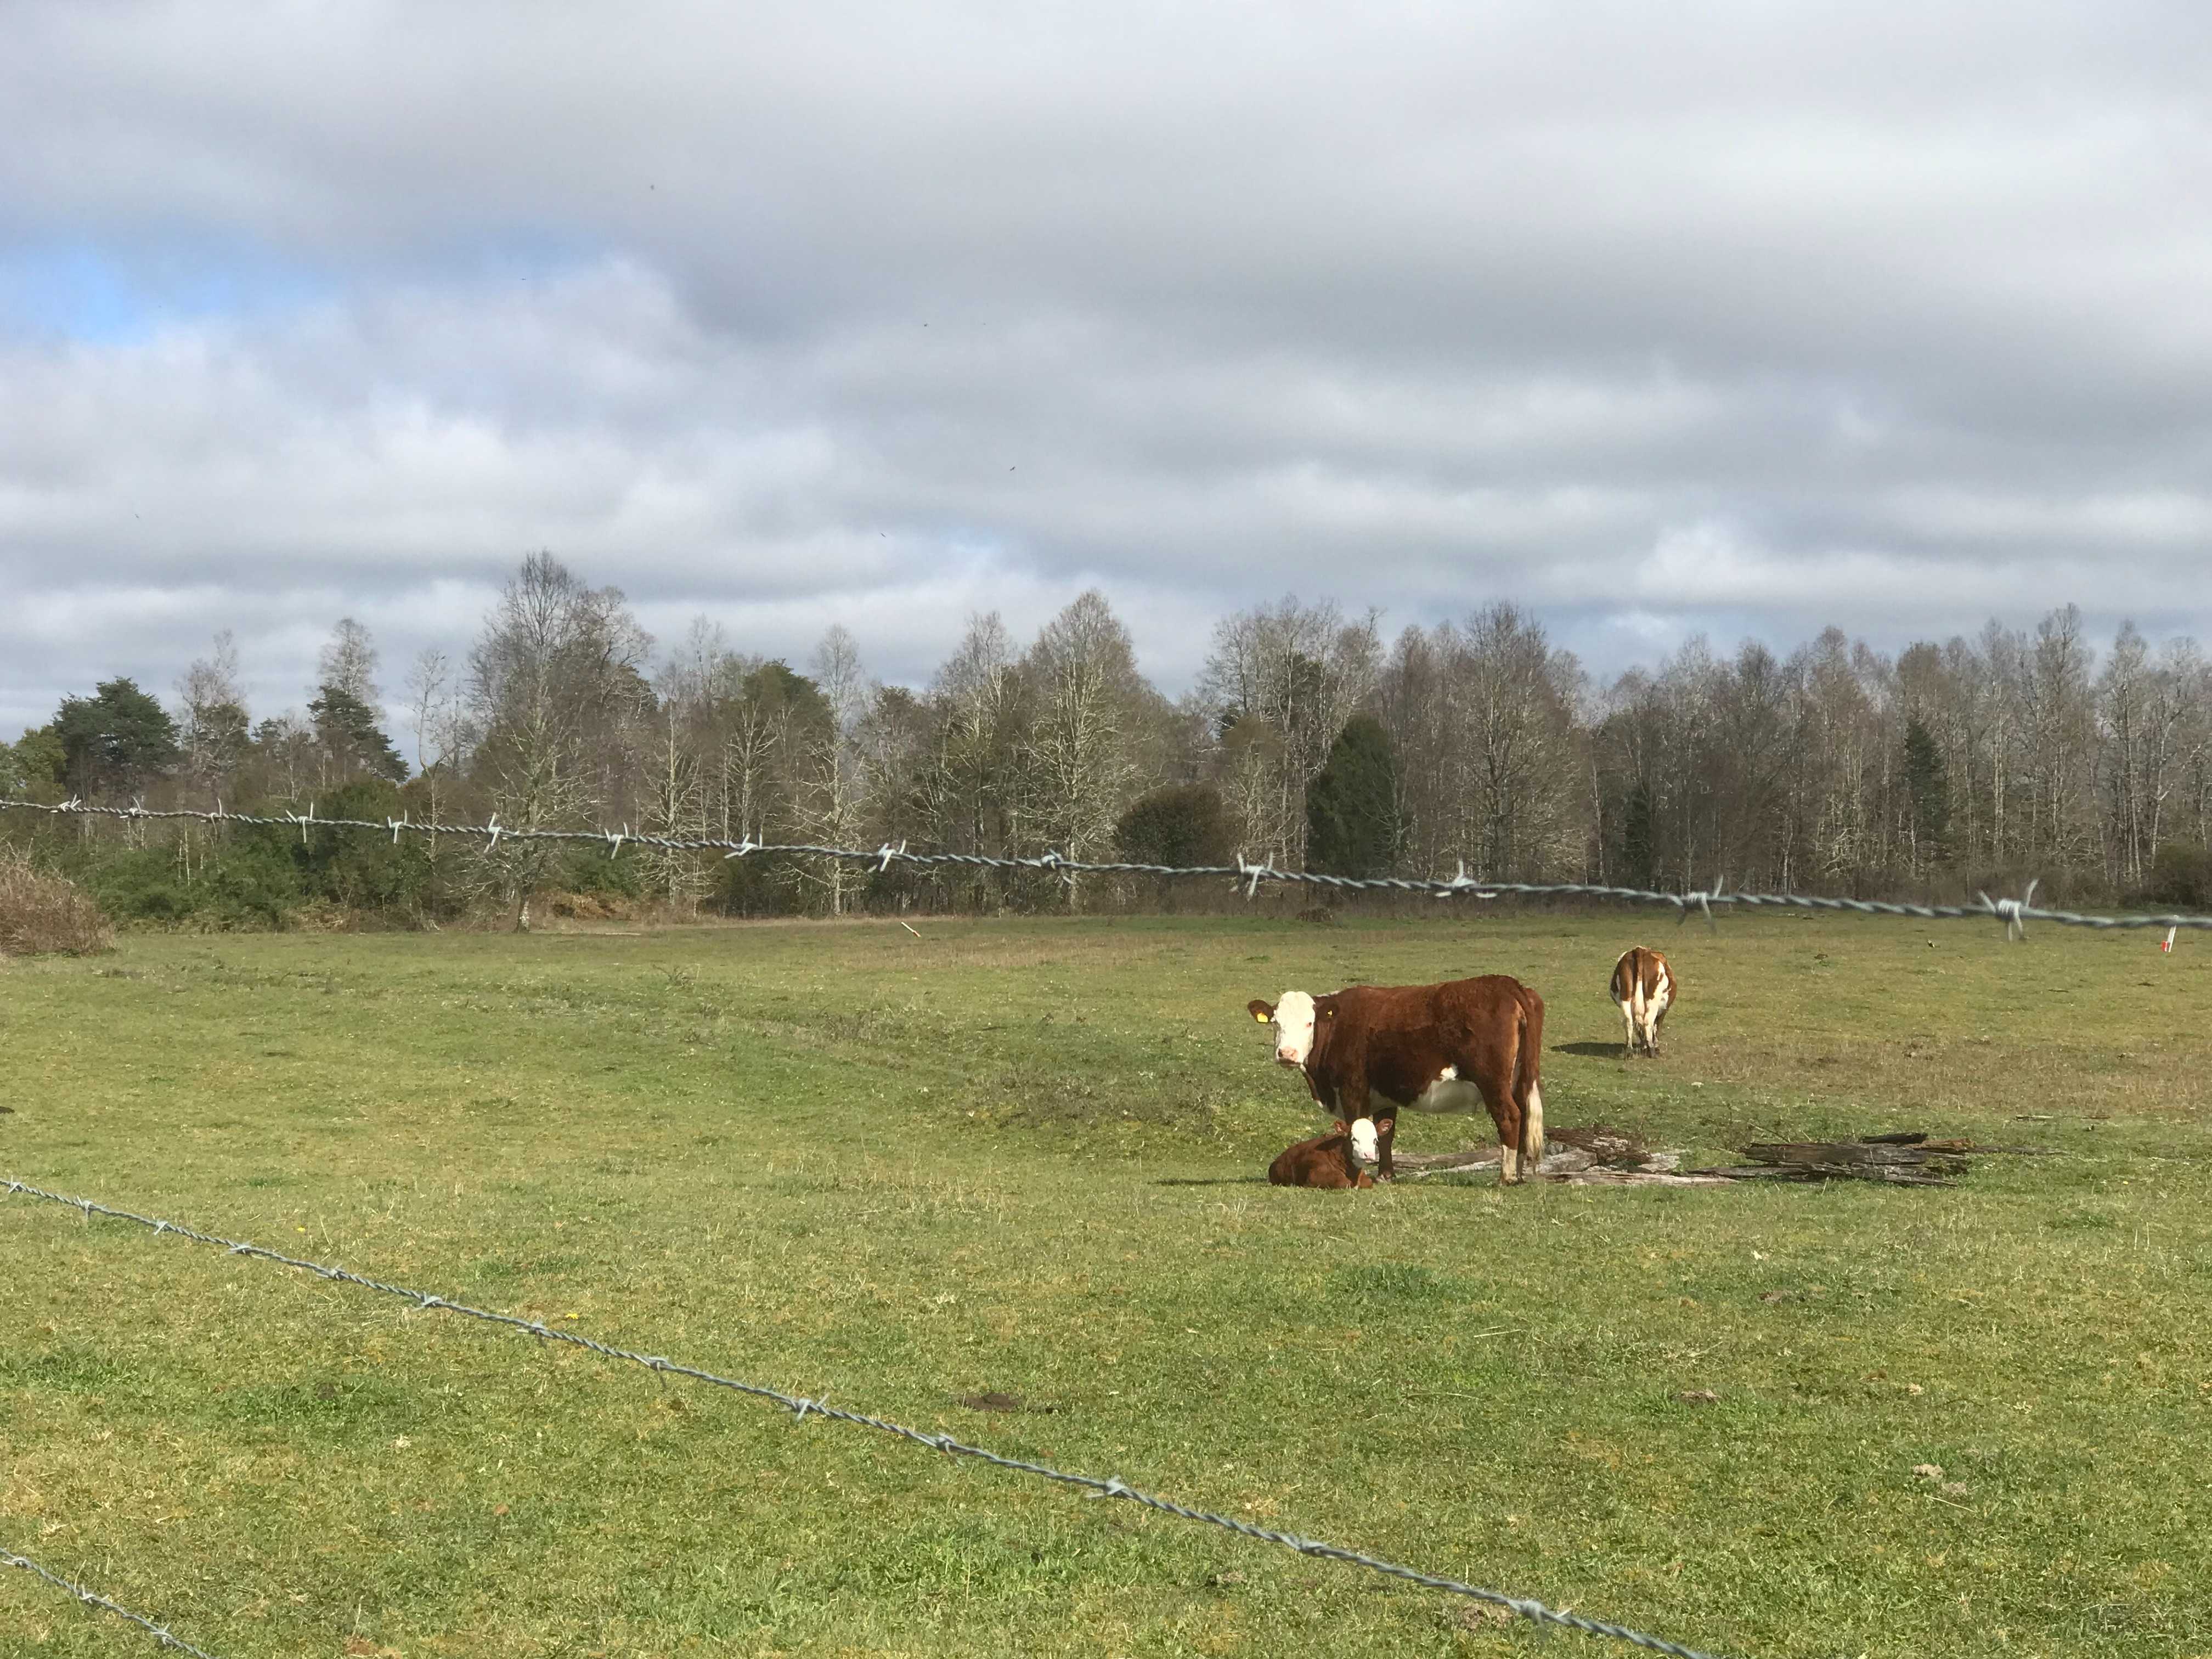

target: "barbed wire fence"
[9,795,2212,939]
[2,1177,1733,1659]
[2,1546,226,1659]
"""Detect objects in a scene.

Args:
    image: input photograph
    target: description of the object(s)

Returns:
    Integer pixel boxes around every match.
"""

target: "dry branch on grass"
[0,848,112,957]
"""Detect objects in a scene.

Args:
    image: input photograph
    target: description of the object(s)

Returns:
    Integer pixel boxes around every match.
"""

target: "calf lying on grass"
[1268,1121,1385,1189]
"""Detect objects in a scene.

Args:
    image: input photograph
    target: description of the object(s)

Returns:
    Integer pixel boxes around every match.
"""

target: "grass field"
[4,907,2211,1658]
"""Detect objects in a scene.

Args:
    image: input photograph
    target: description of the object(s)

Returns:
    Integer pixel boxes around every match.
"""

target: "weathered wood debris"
[1395,1127,2044,1188]
[1397,1125,1733,1187]
[1694,1130,2047,1187]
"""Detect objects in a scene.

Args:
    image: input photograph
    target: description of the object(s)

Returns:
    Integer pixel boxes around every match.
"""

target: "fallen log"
[1694,1161,1959,1187]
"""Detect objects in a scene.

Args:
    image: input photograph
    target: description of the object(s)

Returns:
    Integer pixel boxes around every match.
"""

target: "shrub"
[0,847,114,956]
[1116,782,1232,867]
[2143,842,2212,909]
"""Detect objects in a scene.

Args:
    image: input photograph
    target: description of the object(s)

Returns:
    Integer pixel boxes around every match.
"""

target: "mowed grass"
[4,909,2211,1658]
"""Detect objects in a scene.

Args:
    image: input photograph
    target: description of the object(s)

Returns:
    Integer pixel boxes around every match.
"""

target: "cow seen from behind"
[1248,974,1547,1184]
[1609,946,1675,1058]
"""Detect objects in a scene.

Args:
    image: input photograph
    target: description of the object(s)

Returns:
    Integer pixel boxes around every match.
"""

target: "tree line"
[7,550,2212,927]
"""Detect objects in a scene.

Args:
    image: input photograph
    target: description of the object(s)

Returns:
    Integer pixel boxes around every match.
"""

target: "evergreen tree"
[308,681,409,783]
[1305,715,1401,877]
[1901,715,1950,865]
[1620,778,1656,888]
[55,679,180,798]
[6,724,66,793]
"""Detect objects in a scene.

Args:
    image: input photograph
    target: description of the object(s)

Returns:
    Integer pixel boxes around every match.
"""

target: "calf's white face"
[1347,1115,1381,1167]
[1266,990,1318,1066]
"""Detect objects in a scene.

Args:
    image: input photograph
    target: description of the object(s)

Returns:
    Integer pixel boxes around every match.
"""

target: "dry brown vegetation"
[0,845,113,956]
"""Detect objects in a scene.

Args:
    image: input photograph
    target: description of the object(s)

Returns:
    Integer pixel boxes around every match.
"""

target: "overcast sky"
[5,2,2210,739]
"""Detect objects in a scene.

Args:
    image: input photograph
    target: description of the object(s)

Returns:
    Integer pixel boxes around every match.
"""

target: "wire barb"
[1675,875,1726,933]
[1977,877,2039,941]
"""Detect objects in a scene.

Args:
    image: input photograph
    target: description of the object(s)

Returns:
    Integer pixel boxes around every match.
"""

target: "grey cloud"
[5,2,2212,737]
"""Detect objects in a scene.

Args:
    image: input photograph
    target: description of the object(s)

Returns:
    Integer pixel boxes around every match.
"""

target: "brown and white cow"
[1609,946,1675,1058]
[1267,1122,1379,1189]
[1247,975,1547,1184]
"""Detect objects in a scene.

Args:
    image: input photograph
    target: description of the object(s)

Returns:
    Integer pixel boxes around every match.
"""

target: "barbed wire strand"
[5,797,2205,939]
[2,1547,228,1659]
[2,1177,1732,1659]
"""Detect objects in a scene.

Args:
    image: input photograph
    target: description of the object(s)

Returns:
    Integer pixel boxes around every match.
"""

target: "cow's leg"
[1374,1115,1397,1182]
[1486,1084,1524,1186]
[1620,1003,1637,1059]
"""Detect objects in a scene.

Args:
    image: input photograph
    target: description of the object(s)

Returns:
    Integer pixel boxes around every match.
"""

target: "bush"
[0,847,114,956]
[2143,842,2212,909]
[1116,783,1232,867]
[78,847,201,924]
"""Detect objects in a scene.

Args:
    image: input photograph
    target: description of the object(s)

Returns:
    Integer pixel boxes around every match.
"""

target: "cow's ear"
[1247,999,1274,1024]
[1375,1116,1396,1133]
[1330,1120,1350,1135]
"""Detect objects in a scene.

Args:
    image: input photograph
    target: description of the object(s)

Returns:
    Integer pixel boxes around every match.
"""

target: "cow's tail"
[1515,984,1546,1169]
[1622,948,1649,1020]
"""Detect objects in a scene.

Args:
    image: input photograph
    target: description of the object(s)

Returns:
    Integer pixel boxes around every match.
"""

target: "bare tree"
[252,712,315,806]
[1018,591,1151,908]
[641,681,710,909]
[466,552,651,928]
[1457,603,1588,879]
[1197,597,1380,866]
[924,612,1025,905]
[400,646,469,913]
[1376,605,1585,882]
[788,625,873,915]
[2022,605,2099,868]
[174,630,250,808]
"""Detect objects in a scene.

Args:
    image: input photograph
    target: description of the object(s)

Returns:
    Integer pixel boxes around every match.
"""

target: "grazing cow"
[1247,975,1547,1184]
[1267,1122,1380,1189]
[1609,946,1675,1058]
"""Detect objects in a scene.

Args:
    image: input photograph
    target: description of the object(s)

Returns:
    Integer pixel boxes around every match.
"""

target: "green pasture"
[3,910,2210,1658]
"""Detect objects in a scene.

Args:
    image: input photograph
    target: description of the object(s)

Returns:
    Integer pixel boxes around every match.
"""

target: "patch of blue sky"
[0,238,335,346]
[0,229,627,346]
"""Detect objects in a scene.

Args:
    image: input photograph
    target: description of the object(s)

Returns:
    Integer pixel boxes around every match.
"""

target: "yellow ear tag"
[1254,1011,1268,1023]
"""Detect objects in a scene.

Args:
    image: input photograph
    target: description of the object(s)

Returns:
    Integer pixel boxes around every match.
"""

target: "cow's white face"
[1267,990,1318,1066]
[1347,1115,1381,1167]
